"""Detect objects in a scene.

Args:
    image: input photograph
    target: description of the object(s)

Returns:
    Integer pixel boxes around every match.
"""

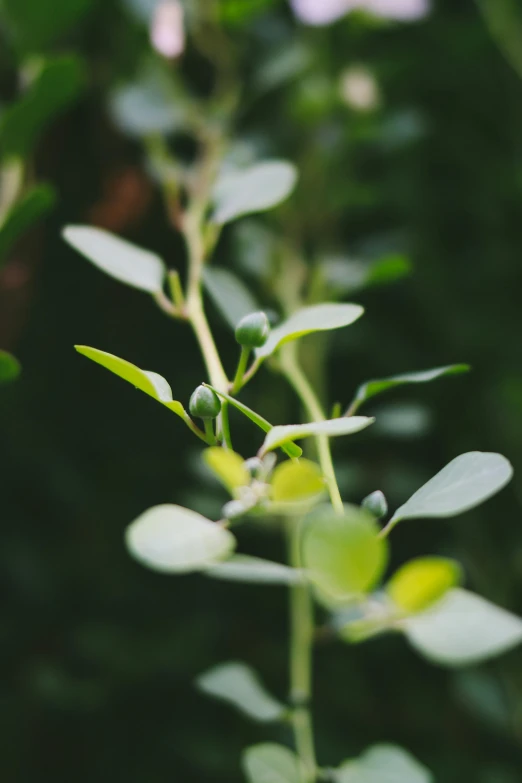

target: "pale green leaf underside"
[212,160,298,225]
[390,451,513,525]
[336,744,433,783]
[257,303,364,360]
[125,504,236,573]
[197,662,286,722]
[205,555,303,585]
[203,267,259,329]
[242,743,302,783]
[75,346,185,418]
[354,364,470,406]
[0,350,21,384]
[261,417,374,454]
[63,225,165,292]
[404,588,522,666]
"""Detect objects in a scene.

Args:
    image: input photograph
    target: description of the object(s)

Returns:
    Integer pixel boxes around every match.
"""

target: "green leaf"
[211,161,298,225]
[242,743,302,783]
[257,303,364,360]
[205,555,303,585]
[203,447,250,494]
[302,505,388,599]
[270,459,325,502]
[63,226,166,292]
[388,452,513,530]
[206,385,302,459]
[323,254,412,295]
[0,56,83,158]
[0,350,21,383]
[75,346,186,418]
[196,662,286,722]
[0,184,55,263]
[261,417,374,454]
[351,364,470,410]
[1,0,92,50]
[110,69,187,137]
[404,589,522,666]
[335,744,433,783]
[387,557,462,614]
[203,267,259,330]
[125,504,236,573]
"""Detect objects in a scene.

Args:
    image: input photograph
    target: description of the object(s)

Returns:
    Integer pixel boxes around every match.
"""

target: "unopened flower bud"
[189,385,221,420]
[361,490,388,519]
[235,311,270,349]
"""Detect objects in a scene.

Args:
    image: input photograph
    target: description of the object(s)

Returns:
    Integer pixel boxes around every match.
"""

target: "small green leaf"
[0,350,21,383]
[63,226,166,292]
[261,417,374,454]
[351,364,470,410]
[0,184,55,263]
[212,160,298,225]
[404,589,522,666]
[206,385,302,459]
[205,555,303,585]
[125,504,236,573]
[270,459,324,502]
[197,662,286,722]
[203,447,250,494]
[75,346,185,418]
[335,744,433,783]
[257,303,364,360]
[387,557,462,614]
[303,505,388,599]
[203,267,259,330]
[323,253,412,295]
[109,67,187,136]
[242,743,302,783]
[0,56,83,158]
[388,452,513,530]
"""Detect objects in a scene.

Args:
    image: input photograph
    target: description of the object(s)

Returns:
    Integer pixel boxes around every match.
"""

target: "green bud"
[361,490,388,519]
[235,311,270,348]
[189,385,221,420]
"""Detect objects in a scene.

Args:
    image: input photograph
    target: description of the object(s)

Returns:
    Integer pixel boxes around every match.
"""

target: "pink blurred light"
[291,0,430,25]
[150,1,185,59]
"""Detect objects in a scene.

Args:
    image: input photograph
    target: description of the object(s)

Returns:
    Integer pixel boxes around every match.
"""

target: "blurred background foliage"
[2,0,522,781]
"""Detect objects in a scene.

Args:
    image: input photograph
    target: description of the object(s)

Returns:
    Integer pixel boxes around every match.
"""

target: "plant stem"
[204,419,217,445]
[280,343,344,514]
[288,519,317,783]
[231,346,251,393]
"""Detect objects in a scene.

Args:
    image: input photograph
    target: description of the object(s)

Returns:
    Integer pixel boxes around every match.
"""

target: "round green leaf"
[387,557,462,614]
[205,555,302,585]
[404,588,522,666]
[242,743,302,783]
[261,416,374,454]
[63,226,166,292]
[125,504,236,573]
[203,447,250,494]
[211,160,298,225]
[336,744,433,783]
[389,452,513,528]
[303,505,388,598]
[256,303,364,360]
[197,662,286,723]
[0,350,21,383]
[270,459,324,502]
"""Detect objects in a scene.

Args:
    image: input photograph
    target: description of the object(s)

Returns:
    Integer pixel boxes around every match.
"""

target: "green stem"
[280,343,344,514]
[231,346,251,393]
[204,419,217,445]
[288,519,317,783]
[220,400,233,449]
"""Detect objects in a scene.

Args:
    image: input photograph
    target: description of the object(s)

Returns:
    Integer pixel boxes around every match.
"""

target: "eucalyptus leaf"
[257,303,364,360]
[404,589,522,666]
[303,505,388,599]
[63,226,166,292]
[388,452,513,530]
[206,385,302,459]
[0,184,55,262]
[335,744,433,783]
[203,447,250,494]
[0,350,21,383]
[261,417,374,454]
[211,160,298,225]
[351,364,470,411]
[75,346,186,419]
[242,743,302,783]
[203,267,259,329]
[387,557,462,614]
[270,459,325,502]
[205,555,303,585]
[125,504,236,573]
[197,662,286,722]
